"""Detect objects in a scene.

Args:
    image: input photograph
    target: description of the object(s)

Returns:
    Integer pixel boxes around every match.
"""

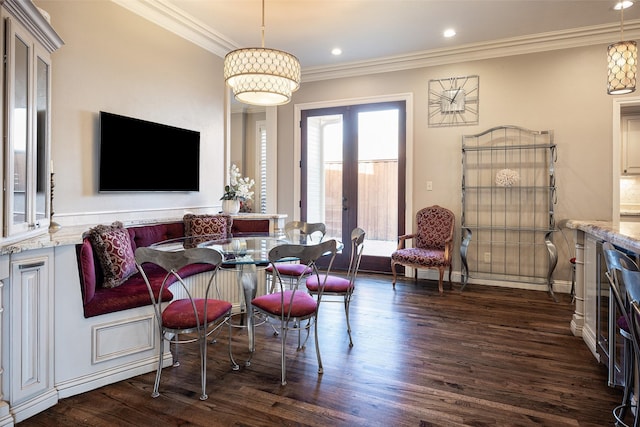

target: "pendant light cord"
[621,6,625,41]
[261,0,265,48]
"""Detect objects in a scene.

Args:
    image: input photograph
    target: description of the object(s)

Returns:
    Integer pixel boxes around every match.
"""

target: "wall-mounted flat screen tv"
[99,111,200,192]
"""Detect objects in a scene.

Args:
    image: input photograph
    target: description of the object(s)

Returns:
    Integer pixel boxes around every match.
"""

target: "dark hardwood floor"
[21,275,624,426]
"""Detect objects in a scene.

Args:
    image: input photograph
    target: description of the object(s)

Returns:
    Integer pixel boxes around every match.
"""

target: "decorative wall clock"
[428,75,479,127]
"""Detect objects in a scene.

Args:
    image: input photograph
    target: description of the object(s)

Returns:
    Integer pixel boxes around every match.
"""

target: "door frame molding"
[613,96,640,224]
[293,93,414,236]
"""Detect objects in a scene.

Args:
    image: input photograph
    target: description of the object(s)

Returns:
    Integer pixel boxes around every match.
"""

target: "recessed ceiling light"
[615,1,634,10]
[331,47,342,56]
[444,28,456,38]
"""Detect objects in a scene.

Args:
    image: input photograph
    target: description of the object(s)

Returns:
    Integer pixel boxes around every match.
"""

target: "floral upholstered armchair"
[391,205,455,294]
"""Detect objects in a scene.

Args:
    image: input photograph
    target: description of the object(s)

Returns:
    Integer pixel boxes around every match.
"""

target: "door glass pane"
[322,116,343,239]
[36,57,49,221]
[305,115,343,238]
[357,109,399,257]
[13,35,29,227]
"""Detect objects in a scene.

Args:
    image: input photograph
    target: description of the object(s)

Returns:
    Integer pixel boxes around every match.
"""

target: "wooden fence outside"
[323,159,398,241]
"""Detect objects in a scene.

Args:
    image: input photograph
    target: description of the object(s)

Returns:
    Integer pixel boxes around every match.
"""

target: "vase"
[222,199,241,215]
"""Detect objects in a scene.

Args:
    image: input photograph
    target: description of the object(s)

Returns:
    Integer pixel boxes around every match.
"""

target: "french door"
[300,101,406,272]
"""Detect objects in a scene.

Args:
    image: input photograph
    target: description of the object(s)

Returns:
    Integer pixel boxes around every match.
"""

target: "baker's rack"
[460,125,558,299]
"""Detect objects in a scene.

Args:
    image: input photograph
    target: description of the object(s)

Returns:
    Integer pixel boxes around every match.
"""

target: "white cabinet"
[4,248,56,422]
[0,2,62,423]
[1,1,62,238]
[621,115,640,175]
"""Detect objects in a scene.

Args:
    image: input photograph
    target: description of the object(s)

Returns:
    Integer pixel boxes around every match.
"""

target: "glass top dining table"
[150,233,342,362]
[151,233,291,265]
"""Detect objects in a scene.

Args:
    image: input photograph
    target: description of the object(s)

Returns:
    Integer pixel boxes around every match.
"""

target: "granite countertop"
[0,224,88,255]
[566,220,640,253]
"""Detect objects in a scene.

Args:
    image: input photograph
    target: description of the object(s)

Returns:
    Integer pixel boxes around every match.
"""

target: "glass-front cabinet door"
[4,15,54,237]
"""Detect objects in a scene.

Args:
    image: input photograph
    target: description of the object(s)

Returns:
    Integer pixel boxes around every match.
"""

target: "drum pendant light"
[223,0,301,106]
[608,1,637,95]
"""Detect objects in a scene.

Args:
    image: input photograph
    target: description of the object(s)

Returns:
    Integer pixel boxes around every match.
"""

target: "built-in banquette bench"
[77,214,274,317]
[78,218,217,318]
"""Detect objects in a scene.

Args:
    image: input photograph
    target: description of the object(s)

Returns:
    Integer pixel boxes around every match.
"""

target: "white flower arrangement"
[495,168,520,187]
[221,164,255,201]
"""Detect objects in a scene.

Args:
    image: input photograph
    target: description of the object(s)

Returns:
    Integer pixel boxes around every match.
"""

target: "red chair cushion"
[252,290,317,318]
[391,247,447,267]
[306,275,352,293]
[618,314,630,334]
[161,298,232,330]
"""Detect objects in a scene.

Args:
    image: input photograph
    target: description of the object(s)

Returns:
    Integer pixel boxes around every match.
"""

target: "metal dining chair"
[135,246,237,400]
[251,239,337,385]
[621,264,640,427]
[306,227,365,347]
[603,242,640,426]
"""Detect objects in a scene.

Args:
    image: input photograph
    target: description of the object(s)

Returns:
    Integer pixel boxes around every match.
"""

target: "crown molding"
[4,0,64,52]
[112,0,640,82]
[302,21,640,82]
[111,0,235,56]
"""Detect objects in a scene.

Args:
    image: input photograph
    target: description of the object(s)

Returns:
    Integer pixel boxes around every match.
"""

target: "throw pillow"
[184,214,232,238]
[87,221,137,288]
[183,214,232,248]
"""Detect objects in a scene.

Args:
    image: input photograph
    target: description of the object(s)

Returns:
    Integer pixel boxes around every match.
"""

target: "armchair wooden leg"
[438,269,444,294]
[391,262,397,289]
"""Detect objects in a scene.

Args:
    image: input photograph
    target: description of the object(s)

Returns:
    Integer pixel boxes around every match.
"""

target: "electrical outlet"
[484,252,491,263]
[427,181,433,191]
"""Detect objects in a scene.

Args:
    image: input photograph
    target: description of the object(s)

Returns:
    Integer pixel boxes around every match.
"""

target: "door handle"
[342,196,348,211]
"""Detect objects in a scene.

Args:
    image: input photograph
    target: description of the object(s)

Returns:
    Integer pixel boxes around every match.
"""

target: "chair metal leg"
[228,312,240,371]
[151,334,164,398]
[314,314,323,375]
[280,318,288,386]
[345,295,353,347]
[198,327,208,401]
[613,336,636,427]
[172,334,180,367]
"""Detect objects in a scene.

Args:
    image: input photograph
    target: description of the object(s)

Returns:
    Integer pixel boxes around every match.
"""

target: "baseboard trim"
[55,352,172,399]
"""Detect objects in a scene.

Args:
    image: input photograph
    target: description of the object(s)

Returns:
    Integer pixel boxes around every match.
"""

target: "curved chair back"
[347,227,366,281]
[414,206,454,251]
[136,247,223,304]
[269,239,337,287]
[284,221,326,243]
[623,267,640,304]
[135,246,223,273]
[603,242,640,317]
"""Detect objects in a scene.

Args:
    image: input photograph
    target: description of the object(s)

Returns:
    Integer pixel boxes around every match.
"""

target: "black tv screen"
[99,111,200,192]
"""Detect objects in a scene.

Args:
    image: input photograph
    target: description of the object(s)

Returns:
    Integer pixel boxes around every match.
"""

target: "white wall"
[276,45,618,280]
[39,0,226,226]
